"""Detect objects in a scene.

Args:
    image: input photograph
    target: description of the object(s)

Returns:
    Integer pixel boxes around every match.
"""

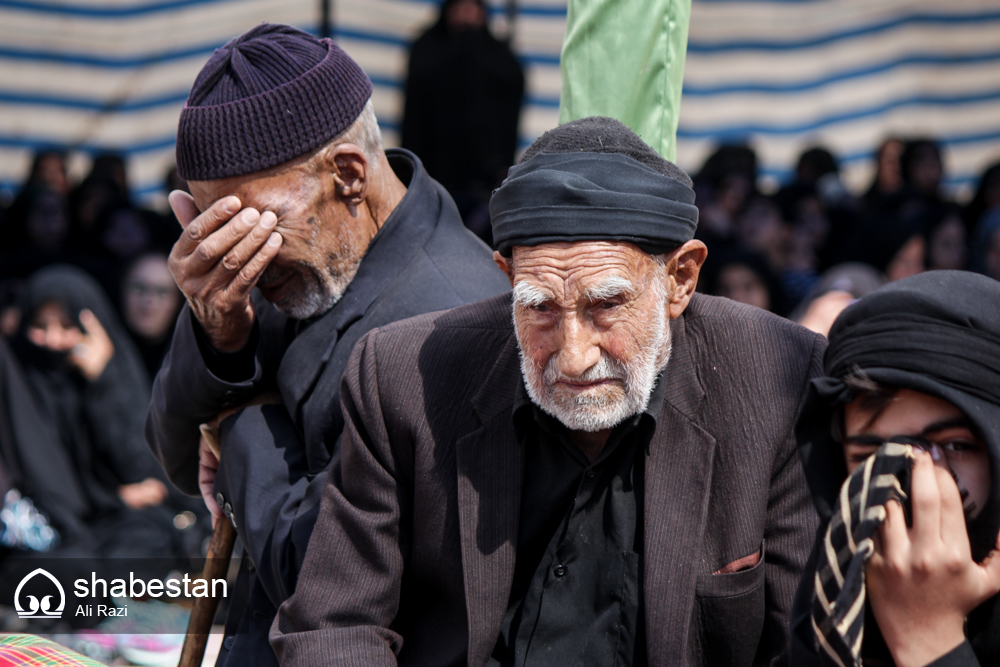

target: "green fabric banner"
[558,0,691,161]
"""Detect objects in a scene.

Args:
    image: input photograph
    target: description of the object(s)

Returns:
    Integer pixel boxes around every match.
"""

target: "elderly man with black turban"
[273,117,825,667]
[144,23,509,667]
[792,271,1000,667]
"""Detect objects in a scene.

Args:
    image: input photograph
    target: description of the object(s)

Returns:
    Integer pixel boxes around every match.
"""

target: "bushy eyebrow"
[585,275,637,302]
[922,417,974,436]
[512,281,554,308]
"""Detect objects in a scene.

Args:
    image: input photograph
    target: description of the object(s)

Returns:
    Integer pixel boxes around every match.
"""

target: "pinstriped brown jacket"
[272,292,825,667]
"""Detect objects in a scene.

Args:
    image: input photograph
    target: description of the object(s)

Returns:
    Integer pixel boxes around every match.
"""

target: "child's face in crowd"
[843,388,991,519]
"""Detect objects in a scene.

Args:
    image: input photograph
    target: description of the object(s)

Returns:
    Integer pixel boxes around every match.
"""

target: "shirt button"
[553,564,567,577]
[585,469,596,479]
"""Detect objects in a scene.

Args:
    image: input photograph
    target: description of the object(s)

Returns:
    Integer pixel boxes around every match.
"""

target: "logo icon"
[14,568,65,619]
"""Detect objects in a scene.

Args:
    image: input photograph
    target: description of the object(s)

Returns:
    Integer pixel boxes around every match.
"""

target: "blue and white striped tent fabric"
[1,0,998,207]
[678,0,1000,197]
[0,0,564,207]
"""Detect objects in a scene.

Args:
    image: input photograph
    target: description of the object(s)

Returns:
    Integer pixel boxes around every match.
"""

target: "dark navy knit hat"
[176,23,373,181]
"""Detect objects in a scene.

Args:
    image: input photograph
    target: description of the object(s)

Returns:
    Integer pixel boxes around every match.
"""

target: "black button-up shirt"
[489,377,666,667]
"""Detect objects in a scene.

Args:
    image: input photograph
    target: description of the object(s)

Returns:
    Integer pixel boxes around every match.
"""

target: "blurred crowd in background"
[694,139,1000,324]
[3,134,1000,354]
[1,1,1000,660]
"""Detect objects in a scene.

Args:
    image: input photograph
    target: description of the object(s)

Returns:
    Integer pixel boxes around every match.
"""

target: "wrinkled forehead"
[188,153,314,213]
[510,241,659,299]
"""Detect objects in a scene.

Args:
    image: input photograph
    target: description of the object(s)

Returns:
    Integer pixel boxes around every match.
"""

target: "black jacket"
[273,293,824,667]
[145,149,510,666]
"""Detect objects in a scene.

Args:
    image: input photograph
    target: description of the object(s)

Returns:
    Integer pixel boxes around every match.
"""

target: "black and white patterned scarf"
[811,442,916,667]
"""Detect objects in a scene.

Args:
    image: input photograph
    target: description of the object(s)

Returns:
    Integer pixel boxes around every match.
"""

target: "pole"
[320,0,332,39]
[504,0,517,43]
[179,424,237,667]
[178,519,237,667]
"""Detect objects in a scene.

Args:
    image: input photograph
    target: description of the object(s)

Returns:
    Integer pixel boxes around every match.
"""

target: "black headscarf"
[0,335,91,542]
[490,151,699,257]
[794,270,1000,663]
[11,266,159,522]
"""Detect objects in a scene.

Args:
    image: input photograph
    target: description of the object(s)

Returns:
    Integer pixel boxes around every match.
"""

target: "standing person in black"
[144,23,509,667]
[402,0,524,244]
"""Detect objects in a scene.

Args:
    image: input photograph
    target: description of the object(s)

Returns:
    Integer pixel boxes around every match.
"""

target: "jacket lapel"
[456,334,524,666]
[276,149,440,419]
[644,314,717,666]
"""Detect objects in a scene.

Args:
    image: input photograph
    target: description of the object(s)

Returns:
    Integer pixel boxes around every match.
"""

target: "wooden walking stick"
[179,424,237,667]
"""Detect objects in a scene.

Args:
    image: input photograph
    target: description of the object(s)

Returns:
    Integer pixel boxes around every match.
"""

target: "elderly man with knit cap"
[273,117,824,667]
[144,23,508,667]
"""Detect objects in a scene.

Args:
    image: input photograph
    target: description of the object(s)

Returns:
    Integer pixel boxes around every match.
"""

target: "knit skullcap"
[176,23,373,181]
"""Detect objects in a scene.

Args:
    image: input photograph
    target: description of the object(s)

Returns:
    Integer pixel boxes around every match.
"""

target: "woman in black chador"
[7,265,201,565]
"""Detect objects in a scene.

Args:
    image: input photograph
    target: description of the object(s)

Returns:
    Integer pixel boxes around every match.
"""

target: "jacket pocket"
[696,544,765,598]
[689,544,766,667]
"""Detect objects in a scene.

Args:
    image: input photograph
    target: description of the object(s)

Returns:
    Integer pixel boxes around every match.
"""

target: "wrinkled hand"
[199,427,223,527]
[119,477,168,509]
[867,448,1000,667]
[69,309,115,381]
[168,190,283,353]
[197,392,284,526]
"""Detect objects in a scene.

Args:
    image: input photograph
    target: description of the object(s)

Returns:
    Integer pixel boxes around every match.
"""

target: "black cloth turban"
[796,270,1000,562]
[489,152,699,257]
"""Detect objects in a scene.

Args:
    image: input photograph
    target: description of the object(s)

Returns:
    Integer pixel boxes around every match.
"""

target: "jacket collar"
[471,327,522,425]
[643,312,717,666]
[457,326,524,665]
[277,148,442,412]
[458,308,715,667]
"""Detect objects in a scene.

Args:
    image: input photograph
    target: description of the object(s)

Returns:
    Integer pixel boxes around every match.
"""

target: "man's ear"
[664,240,708,319]
[324,144,369,206]
[493,251,515,287]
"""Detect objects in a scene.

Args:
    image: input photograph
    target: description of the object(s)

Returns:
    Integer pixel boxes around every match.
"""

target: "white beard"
[516,297,672,432]
[263,257,360,320]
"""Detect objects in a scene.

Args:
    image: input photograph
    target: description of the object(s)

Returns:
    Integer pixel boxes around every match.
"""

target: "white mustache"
[542,353,628,387]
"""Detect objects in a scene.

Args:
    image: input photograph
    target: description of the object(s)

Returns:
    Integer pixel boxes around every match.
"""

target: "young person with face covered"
[273,117,825,667]
[792,271,1000,667]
